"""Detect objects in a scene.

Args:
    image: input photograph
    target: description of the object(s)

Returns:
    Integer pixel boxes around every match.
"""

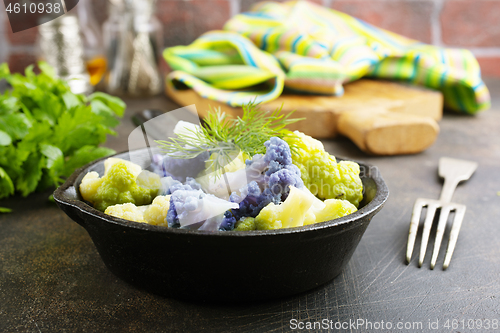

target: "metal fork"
[406,157,478,270]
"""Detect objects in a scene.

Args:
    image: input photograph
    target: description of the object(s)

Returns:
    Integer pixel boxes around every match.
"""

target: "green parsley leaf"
[0,62,125,201]
[0,166,14,199]
[0,96,19,116]
[0,130,11,146]
[16,152,45,197]
[90,99,121,128]
[89,92,126,117]
[40,143,64,171]
[62,91,81,110]
[0,112,32,140]
[38,61,56,78]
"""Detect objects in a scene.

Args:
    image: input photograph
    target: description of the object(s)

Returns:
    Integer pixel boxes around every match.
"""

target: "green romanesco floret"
[285,131,363,207]
[234,217,256,231]
[80,158,159,211]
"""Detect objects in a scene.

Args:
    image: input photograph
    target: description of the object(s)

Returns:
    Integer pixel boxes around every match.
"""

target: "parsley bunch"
[0,62,125,210]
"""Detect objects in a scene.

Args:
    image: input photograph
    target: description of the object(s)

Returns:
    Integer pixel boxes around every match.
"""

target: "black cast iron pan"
[53,148,389,303]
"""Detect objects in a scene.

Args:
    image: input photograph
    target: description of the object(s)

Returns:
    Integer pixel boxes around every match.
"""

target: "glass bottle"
[35,0,106,93]
[76,0,107,86]
[103,0,163,97]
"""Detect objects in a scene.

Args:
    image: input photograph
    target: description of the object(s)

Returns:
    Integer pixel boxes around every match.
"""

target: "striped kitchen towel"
[164,31,285,106]
[164,0,490,114]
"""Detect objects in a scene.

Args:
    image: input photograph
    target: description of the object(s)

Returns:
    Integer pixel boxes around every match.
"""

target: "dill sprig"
[155,101,303,176]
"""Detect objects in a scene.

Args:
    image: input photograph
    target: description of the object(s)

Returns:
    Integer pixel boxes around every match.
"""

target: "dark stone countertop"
[1,79,499,333]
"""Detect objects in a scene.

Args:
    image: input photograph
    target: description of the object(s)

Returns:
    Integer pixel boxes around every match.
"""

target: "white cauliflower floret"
[256,185,358,229]
[255,186,314,230]
[136,170,162,190]
[204,151,248,174]
[196,151,249,200]
[313,199,357,222]
[304,198,358,225]
[196,167,248,200]
[143,195,171,226]
[104,195,171,226]
[79,171,103,201]
[104,203,146,223]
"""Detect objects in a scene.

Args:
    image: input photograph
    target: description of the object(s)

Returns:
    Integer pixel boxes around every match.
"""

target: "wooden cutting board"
[165,79,443,155]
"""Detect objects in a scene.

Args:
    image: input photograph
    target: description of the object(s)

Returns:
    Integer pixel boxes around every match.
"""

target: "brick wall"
[1,0,499,77]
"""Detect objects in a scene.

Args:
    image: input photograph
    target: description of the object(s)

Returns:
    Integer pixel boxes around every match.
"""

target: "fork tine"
[430,205,452,270]
[419,203,439,268]
[443,205,466,270]
[406,199,426,264]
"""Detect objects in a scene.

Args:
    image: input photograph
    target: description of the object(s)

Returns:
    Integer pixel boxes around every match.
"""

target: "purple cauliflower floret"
[166,189,205,228]
[230,137,303,219]
[263,136,293,167]
[169,177,202,193]
[229,180,274,218]
[161,176,201,195]
[151,151,210,182]
[267,167,303,197]
[152,154,174,179]
[166,198,180,228]
[165,177,203,228]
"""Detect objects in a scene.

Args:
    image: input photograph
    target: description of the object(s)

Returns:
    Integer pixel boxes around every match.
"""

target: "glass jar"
[36,15,93,95]
[103,0,163,97]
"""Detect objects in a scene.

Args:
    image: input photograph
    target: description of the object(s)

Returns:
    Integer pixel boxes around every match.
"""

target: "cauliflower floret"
[196,167,248,200]
[255,186,314,230]
[195,150,250,200]
[80,159,159,211]
[255,185,358,230]
[204,150,248,174]
[103,195,171,225]
[303,210,317,226]
[287,130,325,152]
[219,210,238,231]
[173,120,201,137]
[136,170,162,190]
[104,157,142,177]
[285,131,363,207]
[234,217,256,231]
[151,151,210,182]
[167,188,239,228]
[104,203,146,223]
[310,198,357,223]
[231,137,304,220]
[143,195,171,226]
